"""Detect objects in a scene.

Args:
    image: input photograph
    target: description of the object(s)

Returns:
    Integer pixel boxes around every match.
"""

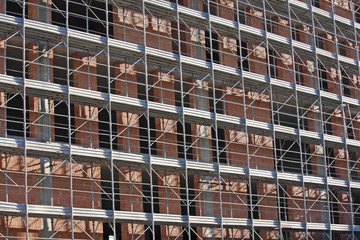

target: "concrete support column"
[72,52,99,147]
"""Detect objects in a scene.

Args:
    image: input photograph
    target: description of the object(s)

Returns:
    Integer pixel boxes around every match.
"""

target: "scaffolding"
[0,0,360,239]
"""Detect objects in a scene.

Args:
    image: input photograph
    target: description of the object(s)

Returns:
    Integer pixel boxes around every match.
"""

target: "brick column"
[272,17,292,81]
[147,17,172,52]
[223,85,247,166]
[287,185,305,222]
[113,63,144,239]
[322,33,340,94]
[247,9,268,76]
[248,133,273,170]
[114,62,140,152]
[335,148,348,180]
[72,164,102,209]
[300,59,317,88]
[226,129,247,167]
[28,0,51,22]
[113,6,145,43]
[118,167,145,240]
[272,17,291,38]
[221,179,248,219]
[296,24,312,45]
[170,7,188,55]
[258,182,278,221]
[113,5,174,52]
[158,172,182,239]
[334,0,352,20]
[152,71,178,157]
[306,187,323,223]
[221,35,238,68]
[337,190,351,224]
[318,0,333,12]
[0,0,4,14]
[329,113,348,180]
[152,71,182,238]
[217,1,234,20]
[345,42,357,98]
[272,17,294,83]
[72,52,99,147]
[355,152,360,181]
[224,85,244,119]
[331,110,344,138]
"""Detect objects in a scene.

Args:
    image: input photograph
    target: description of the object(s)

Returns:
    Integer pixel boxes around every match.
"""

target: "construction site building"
[0,0,360,239]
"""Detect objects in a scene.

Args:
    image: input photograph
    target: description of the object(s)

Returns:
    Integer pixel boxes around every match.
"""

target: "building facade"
[0,0,359,239]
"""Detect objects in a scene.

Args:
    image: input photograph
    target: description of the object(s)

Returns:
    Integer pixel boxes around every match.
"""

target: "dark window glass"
[248,181,259,219]
[6,0,27,18]
[279,186,288,221]
[342,70,351,97]
[209,87,227,164]
[318,64,328,91]
[326,147,336,177]
[312,0,320,8]
[6,94,29,137]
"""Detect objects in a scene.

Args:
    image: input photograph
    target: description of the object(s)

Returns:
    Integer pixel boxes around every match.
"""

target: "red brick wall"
[72,52,99,147]
[286,185,306,222]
